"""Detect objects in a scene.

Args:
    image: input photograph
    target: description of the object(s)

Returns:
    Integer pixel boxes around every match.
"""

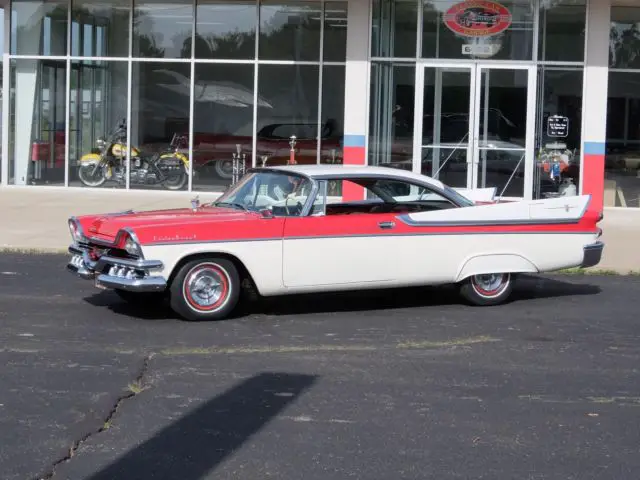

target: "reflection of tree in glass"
[610,24,640,69]
[189,4,320,61]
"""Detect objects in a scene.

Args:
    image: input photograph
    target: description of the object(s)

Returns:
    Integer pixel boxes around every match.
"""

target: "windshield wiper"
[214,201,249,211]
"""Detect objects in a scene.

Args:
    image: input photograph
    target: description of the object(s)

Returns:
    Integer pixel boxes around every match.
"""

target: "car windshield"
[213,170,314,216]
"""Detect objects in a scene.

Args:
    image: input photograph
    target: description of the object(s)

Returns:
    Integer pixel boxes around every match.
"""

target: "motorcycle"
[77,119,190,190]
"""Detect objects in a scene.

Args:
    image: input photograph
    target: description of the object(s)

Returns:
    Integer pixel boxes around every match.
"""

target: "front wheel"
[78,162,107,187]
[459,273,513,306]
[169,257,240,321]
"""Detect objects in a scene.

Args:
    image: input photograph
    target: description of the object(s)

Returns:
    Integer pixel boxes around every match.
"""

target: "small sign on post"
[547,115,569,138]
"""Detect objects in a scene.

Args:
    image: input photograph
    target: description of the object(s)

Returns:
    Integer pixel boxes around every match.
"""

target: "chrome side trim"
[139,230,598,247]
[94,255,163,272]
[396,215,582,227]
[95,274,167,292]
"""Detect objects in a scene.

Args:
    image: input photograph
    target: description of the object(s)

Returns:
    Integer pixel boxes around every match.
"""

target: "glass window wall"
[368,62,415,171]
[538,0,586,63]
[606,5,640,208]
[133,0,194,58]
[8,59,67,185]
[369,0,588,201]
[11,0,68,56]
[534,67,583,200]
[5,0,347,191]
[71,0,131,57]
[130,61,191,190]
[256,64,320,167]
[194,0,257,59]
[422,0,534,61]
[69,60,128,188]
[320,65,345,164]
[259,1,322,61]
[606,72,640,208]
[192,63,255,191]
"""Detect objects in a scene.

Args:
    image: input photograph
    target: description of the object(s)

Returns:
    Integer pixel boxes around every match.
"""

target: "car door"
[282,211,401,288]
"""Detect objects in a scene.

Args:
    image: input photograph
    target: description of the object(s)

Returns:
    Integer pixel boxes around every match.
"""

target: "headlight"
[96,138,105,148]
[124,236,140,256]
[119,229,143,257]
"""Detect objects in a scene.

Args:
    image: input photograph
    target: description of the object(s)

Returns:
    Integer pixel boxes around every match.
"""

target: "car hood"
[81,207,258,244]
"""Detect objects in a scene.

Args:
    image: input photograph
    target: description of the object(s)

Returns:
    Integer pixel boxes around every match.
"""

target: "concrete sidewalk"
[1,186,638,273]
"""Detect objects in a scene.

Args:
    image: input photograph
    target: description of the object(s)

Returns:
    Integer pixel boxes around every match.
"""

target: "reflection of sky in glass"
[197,3,256,37]
[135,3,193,56]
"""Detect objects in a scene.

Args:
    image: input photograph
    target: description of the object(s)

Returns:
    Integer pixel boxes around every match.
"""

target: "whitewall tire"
[459,273,514,306]
[170,257,240,321]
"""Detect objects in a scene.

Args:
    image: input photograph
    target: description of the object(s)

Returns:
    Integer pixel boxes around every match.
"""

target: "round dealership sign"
[443,1,512,38]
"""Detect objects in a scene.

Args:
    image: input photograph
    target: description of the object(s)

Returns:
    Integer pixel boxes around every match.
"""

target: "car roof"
[259,164,447,190]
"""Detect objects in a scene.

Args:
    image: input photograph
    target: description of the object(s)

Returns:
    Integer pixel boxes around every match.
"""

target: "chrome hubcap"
[474,274,504,292]
[471,273,510,298]
[185,266,226,309]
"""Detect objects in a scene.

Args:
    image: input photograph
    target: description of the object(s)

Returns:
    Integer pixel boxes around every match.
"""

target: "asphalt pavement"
[1,253,640,480]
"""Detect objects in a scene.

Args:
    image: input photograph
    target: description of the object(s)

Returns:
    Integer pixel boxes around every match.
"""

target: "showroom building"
[0,0,638,210]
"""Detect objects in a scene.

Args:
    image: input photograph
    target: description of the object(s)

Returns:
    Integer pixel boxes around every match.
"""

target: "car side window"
[367,179,455,206]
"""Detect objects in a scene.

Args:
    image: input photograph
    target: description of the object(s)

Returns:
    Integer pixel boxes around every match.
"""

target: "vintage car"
[66,165,604,321]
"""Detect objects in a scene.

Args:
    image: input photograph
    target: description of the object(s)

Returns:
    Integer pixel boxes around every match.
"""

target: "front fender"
[456,254,538,282]
[80,153,102,164]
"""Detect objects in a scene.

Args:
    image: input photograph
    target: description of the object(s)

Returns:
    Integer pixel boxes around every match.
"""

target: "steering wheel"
[284,198,303,216]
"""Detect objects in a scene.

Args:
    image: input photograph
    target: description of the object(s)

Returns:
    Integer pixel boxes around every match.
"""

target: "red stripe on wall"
[342,146,365,201]
[582,153,605,212]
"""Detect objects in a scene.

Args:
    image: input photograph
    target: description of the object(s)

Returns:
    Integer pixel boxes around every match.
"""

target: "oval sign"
[443,1,512,38]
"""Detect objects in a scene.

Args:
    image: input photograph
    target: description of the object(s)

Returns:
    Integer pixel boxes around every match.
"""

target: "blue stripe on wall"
[584,141,606,155]
[343,134,366,148]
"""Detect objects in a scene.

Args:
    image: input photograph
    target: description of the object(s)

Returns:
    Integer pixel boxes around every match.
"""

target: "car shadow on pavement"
[252,274,601,317]
[84,291,179,320]
[83,275,601,321]
[83,372,317,480]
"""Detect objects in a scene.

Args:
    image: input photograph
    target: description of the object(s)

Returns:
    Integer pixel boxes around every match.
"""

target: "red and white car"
[66,165,604,321]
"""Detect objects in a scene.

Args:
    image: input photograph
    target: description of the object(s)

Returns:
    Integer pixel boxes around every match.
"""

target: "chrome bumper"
[66,244,167,292]
[581,241,605,269]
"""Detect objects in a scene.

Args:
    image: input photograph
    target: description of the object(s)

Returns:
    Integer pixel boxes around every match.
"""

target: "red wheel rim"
[471,273,510,298]
[183,263,231,312]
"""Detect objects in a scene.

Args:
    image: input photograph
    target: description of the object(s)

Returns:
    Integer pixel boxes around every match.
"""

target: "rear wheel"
[169,257,240,321]
[459,273,513,306]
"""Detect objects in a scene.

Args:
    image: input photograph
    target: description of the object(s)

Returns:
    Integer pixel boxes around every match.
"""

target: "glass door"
[413,64,476,189]
[472,65,535,199]
[413,63,536,199]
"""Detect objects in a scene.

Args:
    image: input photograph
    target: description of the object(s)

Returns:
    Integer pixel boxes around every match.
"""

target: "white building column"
[1,3,10,186]
[342,0,371,200]
[580,0,611,213]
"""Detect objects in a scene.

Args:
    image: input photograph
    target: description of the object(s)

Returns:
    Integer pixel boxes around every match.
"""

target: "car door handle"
[378,221,395,229]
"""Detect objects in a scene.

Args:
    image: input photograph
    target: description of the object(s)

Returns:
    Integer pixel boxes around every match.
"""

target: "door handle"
[378,221,395,229]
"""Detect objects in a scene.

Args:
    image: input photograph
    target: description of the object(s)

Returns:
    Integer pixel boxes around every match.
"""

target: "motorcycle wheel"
[162,165,188,191]
[78,163,107,187]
